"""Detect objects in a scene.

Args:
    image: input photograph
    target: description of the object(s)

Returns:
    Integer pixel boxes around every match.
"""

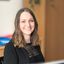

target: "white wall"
[0,0,23,36]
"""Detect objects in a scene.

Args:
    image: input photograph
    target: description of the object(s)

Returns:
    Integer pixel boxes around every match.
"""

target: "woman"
[3,8,45,64]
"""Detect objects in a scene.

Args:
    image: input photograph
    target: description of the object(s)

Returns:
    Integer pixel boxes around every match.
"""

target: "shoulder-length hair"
[12,8,40,47]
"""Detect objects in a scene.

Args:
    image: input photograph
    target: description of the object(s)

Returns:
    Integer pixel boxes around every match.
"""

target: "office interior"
[0,0,64,63]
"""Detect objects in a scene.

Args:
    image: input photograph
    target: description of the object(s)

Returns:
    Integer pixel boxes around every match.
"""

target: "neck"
[23,34,31,43]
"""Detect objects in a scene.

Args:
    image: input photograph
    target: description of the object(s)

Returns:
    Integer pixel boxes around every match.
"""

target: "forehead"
[20,11,33,19]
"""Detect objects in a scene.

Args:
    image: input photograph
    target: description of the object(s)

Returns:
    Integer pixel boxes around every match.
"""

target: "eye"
[20,20,25,23]
[29,20,34,22]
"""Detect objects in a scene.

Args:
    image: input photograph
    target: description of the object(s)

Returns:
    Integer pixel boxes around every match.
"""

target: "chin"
[24,32,32,35]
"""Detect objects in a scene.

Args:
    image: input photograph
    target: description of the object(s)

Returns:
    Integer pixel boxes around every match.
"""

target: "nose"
[26,21,30,27]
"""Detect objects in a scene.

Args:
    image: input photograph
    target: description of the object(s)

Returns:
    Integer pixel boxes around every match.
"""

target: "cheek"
[33,22,35,28]
[19,23,23,31]
[32,23,35,30]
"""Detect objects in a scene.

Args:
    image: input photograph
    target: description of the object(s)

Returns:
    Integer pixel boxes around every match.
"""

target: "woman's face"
[19,11,35,36]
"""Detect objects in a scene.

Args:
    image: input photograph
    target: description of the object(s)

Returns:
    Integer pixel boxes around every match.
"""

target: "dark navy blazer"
[3,41,45,64]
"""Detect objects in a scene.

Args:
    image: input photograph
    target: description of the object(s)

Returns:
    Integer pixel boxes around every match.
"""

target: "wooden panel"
[23,0,46,55]
[0,46,5,57]
[45,0,64,61]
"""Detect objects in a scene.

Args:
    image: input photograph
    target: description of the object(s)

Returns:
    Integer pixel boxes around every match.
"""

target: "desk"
[0,46,5,57]
[44,60,64,64]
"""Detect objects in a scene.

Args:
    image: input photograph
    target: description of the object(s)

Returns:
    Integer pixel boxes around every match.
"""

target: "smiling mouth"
[25,28,31,30]
[26,29,31,31]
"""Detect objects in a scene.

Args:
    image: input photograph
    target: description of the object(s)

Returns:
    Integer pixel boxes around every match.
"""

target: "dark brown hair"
[12,8,40,47]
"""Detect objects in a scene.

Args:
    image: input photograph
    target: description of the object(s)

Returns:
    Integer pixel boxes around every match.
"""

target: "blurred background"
[0,0,64,63]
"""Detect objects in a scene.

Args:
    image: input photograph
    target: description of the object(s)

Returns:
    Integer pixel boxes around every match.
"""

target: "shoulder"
[34,45,45,62]
[4,40,15,54]
[34,45,41,50]
[3,40,18,64]
[4,39,18,60]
